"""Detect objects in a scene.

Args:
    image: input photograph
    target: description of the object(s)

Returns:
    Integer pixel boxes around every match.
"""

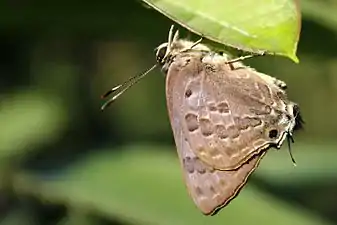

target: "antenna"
[100,64,157,111]
[100,25,204,111]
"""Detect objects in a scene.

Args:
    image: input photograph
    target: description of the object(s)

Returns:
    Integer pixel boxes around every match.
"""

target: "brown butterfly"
[101,25,303,215]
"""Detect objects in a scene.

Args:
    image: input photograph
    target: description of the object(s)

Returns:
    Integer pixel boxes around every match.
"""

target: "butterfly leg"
[224,52,265,71]
[180,37,204,53]
[225,51,266,64]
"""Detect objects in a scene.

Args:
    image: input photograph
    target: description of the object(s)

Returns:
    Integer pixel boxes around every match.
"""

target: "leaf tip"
[283,49,300,63]
[290,54,300,63]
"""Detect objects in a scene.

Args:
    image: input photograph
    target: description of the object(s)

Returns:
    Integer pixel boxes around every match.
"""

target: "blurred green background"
[1,0,337,225]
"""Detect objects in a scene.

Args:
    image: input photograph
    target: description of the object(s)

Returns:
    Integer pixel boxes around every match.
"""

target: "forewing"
[166,52,293,170]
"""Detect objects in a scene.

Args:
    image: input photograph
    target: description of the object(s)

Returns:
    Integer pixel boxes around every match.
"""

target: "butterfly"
[101,25,304,215]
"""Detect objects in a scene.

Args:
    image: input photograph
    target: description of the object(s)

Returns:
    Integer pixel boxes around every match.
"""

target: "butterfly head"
[155,25,210,72]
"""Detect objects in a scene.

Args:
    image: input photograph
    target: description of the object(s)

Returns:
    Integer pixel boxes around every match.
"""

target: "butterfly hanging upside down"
[101,25,304,216]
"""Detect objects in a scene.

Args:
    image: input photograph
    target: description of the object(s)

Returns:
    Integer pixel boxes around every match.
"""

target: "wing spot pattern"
[195,186,204,196]
[185,113,199,132]
[183,156,195,173]
[209,185,217,195]
[199,118,214,136]
[215,124,229,139]
[234,117,263,130]
[183,156,209,174]
[217,102,230,114]
[207,102,217,111]
[227,125,240,139]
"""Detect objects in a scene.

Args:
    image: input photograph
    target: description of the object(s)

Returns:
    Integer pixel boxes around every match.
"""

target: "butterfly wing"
[167,76,267,214]
[166,51,295,171]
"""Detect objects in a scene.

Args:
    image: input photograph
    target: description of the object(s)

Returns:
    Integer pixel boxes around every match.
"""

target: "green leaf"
[142,0,301,62]
[17,145,332,225]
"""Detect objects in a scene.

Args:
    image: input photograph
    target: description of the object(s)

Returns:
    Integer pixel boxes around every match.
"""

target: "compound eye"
[156,46,167,63]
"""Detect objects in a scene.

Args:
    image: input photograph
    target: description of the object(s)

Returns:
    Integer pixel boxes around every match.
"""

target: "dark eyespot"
[156,46,167,63]
[268,129,278,139]
[185,89,192,97]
